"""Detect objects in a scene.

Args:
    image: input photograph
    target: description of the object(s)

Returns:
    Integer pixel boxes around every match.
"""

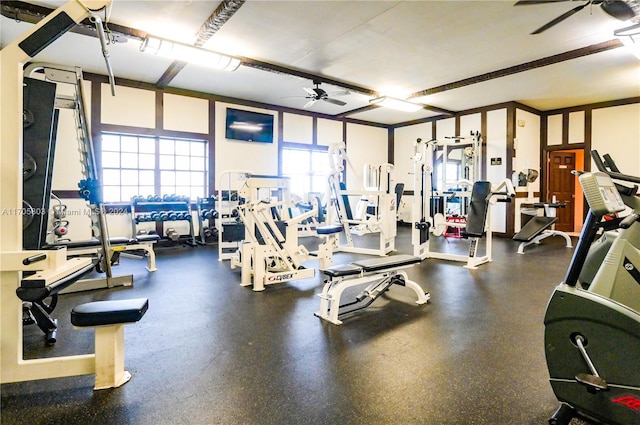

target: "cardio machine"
[544,153,640,425]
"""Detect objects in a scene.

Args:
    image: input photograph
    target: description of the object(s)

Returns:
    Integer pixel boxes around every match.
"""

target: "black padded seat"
[463,181,492,238]
[351,254,421,273]
[317,225,343,235]
[323,264,363,278]
[513,216,558,242]
[71,298,148,327]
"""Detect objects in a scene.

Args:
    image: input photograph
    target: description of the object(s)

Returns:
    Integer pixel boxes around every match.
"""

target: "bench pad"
[351,254,421,272]
[71,298,148,327]
[323,263,362,278]
[317,225,343,235]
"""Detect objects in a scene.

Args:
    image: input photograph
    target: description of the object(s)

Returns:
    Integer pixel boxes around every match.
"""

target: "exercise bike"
[545,155,640,425]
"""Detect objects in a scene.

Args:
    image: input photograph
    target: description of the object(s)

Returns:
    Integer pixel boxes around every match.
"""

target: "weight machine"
[326,142,397,257]
[411,137,514,268]
[229,175,339,290]
[1,0,144,388]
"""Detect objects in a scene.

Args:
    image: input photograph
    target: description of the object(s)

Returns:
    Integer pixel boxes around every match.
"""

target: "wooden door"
[548,151,575,232]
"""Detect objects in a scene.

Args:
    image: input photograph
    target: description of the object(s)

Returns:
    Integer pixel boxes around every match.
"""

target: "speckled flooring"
[1,227,599,425]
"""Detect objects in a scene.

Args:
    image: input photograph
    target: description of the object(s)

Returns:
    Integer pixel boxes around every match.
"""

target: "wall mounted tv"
[225,108,274,143]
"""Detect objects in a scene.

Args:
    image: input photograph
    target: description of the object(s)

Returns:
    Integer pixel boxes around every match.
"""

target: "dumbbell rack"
[131,196,196,246]
[196,197,218,245]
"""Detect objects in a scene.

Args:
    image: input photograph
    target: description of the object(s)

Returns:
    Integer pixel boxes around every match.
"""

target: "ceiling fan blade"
[531,2,590,34]
[323,97,347,106]
[302,87,316,96]
[329,89,351,97]
[303,99,317,109]
[515,0,580,4]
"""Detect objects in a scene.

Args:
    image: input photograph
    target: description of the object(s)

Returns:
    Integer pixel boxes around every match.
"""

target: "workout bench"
[513,203,572,254]
[315,254,430,325]
[71,298,148,390]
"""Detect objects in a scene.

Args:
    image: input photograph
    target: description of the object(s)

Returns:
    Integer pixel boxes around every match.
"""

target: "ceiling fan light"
[140,35,241,71]
[614,23,640,59]
[601,0,637,21]
[369,96,423,112]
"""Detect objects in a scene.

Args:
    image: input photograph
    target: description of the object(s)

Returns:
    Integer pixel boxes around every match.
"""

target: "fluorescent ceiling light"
[615,23,640,60]
[140,36,241,71]
[369,96,423,112]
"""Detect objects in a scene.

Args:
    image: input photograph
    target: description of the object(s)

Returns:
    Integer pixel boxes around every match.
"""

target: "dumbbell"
[166,228,180,242]
[131,195,145,204]
[150,211,161,221]
[166,211,178,221]
[159,211,169,221]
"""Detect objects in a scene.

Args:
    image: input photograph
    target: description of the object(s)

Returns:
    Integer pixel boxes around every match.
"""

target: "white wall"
[214,102,279,181]
[344,123,388,190]
[514,109,541,231]
[486,109,508,233]
[592,103,640,176]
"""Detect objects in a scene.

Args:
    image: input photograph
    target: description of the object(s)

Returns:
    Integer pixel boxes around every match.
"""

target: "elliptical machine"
[545,151,640,425]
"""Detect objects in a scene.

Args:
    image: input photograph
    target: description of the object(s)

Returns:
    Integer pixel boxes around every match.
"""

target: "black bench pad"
[317,225,343,235]
[323,254,421,278]
[71,298,148,327]
[513,216,558,242]
[323,264,363,278]
[352,254,421,272]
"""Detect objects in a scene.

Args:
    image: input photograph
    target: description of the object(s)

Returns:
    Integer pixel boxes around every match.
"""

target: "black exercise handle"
[620,213,640,229]
[592,150,640,184]
[23,253,47,265]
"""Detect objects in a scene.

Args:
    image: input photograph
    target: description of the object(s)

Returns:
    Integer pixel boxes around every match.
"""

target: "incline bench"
[315,254,430,325]
[71,298,148,390]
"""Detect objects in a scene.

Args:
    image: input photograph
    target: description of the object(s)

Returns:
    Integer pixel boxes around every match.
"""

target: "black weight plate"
[22,200,35,229]
[23,109,34,128]
[23,152,37,180]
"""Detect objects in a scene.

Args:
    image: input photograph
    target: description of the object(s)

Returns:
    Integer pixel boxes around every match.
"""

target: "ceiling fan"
[515,0,638,34]
[295,81,348,109]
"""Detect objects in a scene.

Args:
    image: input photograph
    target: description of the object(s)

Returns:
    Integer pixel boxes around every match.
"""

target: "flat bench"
[48,235,160,272]
[316,254,429,325]
[71,298,148,390]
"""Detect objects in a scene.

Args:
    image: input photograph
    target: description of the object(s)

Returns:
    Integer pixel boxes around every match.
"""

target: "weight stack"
[23,77,58,250]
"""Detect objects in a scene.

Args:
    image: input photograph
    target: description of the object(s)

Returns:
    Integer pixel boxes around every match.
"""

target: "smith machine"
[1,0,147,390]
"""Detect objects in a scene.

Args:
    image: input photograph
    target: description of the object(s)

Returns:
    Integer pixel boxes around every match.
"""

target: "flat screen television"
[225,108,274,143]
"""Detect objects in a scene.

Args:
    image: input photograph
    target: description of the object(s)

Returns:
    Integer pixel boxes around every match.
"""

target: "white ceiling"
[2,0,639,125]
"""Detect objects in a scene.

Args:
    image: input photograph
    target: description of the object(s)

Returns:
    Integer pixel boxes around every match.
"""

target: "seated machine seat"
[317,225,343,235]
[71,298,149,327]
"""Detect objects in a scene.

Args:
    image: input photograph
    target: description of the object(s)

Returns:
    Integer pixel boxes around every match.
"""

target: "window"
[281,147,329,202]
[101,133,207,202]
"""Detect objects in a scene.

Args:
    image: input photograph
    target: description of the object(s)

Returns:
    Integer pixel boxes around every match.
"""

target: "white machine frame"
[411,137,514,269]
[0,0,141,386]
[326,142,397,257]
[229,175,339,291]
[315,255,430,325]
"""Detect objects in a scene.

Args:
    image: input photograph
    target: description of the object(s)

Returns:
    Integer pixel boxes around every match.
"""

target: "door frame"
[544,148,584,234]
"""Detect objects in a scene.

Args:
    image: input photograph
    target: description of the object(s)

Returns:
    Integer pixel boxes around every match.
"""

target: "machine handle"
[22,253,47,265]
[620,213,640,229]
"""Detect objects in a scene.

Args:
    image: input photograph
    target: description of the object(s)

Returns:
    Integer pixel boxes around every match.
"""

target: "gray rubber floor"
[1,227,599,425]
